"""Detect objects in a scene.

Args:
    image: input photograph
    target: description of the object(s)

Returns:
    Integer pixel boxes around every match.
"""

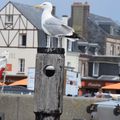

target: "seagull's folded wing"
[43,17,73,36]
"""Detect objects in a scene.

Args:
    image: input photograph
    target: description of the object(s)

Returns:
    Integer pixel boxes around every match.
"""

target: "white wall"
[0,3,38,47]
[0,3,38,76]
[0,48,37,75]
[106,37,120,56]
[65,52,80,72]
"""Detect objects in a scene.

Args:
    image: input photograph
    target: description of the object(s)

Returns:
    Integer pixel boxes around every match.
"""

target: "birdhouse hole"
[43,65,55,77]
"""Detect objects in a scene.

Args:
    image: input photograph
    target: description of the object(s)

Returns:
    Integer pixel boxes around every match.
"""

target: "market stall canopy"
[9,79,27,86]
[102,83,120,90]
[0,82,6,86]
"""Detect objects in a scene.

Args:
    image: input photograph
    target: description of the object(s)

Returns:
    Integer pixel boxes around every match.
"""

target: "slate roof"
[89,14,114,25]
[68,12,120,38]
[89,14,120,36]
[2,1,120,34]
[10,1,42,29]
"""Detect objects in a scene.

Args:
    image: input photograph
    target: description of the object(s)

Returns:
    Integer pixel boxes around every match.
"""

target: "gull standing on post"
[35,2,80,47]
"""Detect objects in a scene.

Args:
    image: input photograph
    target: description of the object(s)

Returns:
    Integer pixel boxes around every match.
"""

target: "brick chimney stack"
[71,2,89,38]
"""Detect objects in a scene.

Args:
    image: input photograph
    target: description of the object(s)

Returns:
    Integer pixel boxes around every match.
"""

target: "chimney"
[62,15,69,25]
[71,2,90,38]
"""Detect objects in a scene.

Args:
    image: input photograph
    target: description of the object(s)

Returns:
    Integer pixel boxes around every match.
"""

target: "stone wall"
[0,94,104,120]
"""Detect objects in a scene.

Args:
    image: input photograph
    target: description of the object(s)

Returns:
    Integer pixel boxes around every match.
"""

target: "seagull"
[35,2,81,47]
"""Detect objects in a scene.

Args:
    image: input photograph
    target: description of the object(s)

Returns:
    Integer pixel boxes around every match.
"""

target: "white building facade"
[0,1,81,84]
[61,16,80,72]
[0,2,38,79]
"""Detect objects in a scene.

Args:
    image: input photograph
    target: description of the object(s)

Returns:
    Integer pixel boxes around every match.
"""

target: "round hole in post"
[43,65,55,77]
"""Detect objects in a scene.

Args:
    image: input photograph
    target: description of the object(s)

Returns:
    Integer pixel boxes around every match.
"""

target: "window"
[93,62,99,77]
[5,15,13,24]
[118,46,120,55]
[110,44,114,55]
[18,59,25,73]
[81,63,85,77]
[67,39,72,51]
[19,34,27,47]
[67,62,71,67]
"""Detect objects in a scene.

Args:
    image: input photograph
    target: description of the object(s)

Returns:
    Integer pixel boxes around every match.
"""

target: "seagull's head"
[34,2,53,11]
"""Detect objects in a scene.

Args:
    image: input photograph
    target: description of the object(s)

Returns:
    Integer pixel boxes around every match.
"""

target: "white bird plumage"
[35,2,80,47]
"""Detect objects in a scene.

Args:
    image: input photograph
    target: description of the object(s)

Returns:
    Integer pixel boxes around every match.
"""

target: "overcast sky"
[1,0,120,23]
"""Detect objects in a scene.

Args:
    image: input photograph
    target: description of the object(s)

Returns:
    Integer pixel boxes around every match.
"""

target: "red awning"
[9,79,27,86]
[102,83,120,90]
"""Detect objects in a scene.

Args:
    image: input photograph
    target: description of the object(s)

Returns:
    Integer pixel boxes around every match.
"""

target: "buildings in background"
[67,2,120,95]
[70,2,120,55]
[0,1,120,94]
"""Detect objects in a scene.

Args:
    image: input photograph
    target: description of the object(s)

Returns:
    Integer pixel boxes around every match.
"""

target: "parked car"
[86,98,120,120]
[0,86,34,95]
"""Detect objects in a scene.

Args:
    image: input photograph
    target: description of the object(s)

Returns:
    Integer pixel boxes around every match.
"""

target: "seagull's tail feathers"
[65,32,82,40]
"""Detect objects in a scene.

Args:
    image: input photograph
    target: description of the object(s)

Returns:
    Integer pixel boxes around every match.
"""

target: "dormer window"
[5,15,13,24]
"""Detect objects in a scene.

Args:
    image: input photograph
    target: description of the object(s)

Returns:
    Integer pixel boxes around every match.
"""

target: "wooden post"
[34,48,65,120]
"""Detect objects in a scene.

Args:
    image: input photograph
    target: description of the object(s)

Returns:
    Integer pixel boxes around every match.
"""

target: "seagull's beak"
[34,4,42,9]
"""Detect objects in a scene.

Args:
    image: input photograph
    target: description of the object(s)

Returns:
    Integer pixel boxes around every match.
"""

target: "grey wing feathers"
[45,16,63,25]
[43,17,73,36]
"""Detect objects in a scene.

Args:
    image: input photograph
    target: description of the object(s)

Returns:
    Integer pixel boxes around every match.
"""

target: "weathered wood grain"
[34,48,65,120]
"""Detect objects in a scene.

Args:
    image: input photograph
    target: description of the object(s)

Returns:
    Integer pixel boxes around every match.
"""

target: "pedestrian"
[95,88,104,98]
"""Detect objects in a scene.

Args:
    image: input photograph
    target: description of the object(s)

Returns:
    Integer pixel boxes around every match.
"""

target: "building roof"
[2,1,120,52]
[89,14,114,25]
[89,13,120,36]
[3,1,120,35]
[10,1,42,29]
